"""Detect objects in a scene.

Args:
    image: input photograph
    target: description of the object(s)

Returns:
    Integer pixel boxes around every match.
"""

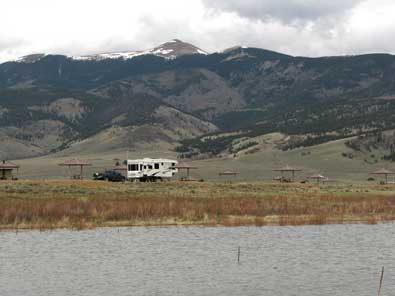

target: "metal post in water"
[377,266,384,296]
[237,246,241,264]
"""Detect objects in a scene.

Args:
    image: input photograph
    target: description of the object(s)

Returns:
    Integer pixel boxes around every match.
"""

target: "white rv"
[127,158,178,181]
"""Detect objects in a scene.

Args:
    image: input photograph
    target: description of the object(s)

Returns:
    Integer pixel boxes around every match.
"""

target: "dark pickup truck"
[93,170,126,182]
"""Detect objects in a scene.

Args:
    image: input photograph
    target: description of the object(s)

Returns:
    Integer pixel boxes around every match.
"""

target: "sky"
[1,0,395,62]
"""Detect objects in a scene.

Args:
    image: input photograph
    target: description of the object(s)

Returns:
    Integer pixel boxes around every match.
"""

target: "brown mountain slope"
[58,105,217,156]
[91,68,245,120]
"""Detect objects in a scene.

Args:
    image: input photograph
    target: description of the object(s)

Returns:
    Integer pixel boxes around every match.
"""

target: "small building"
[308,174,326,185]
[0,160,19,180]
[372,168,395,184]
[272,165,302,182]
[174,162,197,181]
[58,158,92,180]
[219,170,239,183]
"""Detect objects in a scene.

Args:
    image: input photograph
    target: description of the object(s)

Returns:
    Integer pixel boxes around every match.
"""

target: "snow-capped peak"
[72,39,208,61]
[147,39,208,59]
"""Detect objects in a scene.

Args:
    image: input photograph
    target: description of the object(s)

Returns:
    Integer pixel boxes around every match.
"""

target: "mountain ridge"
[1,40,395,160]
[6,39,395,66]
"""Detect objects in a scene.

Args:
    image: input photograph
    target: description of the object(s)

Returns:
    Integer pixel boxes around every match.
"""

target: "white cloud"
[0,0,395,62]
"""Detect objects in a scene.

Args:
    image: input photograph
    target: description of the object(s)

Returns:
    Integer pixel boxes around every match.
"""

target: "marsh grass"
[0,180,395,229]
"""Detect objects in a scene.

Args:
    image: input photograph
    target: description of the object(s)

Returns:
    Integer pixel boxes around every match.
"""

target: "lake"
[0,224,393,296]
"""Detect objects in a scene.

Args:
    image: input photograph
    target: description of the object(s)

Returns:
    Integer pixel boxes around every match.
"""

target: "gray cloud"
[203,0,365,25]
[0,0,394,62]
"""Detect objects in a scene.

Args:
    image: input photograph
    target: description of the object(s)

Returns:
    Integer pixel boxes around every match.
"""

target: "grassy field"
[11,137,395,182]
[1,180,395,230]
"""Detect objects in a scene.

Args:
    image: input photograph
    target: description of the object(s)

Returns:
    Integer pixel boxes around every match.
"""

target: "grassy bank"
[1,180,395,230]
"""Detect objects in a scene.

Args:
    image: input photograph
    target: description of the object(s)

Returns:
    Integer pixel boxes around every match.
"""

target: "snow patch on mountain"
[13,54,47,63]
[72,39,208,61]
[72,51,146,61]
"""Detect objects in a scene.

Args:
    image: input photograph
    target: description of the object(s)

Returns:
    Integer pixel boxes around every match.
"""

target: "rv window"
[161,163,164,166]
[154,163,159,169]
[144,166,147,169]
[129,164,138,171]
[148,165,153,169]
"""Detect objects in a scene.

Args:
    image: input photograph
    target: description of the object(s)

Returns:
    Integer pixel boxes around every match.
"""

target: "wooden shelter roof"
[372,168,395,175]
[0,160,19,170]
[58,158,92,167]
[308,174,326,180]
[219,170,238,176]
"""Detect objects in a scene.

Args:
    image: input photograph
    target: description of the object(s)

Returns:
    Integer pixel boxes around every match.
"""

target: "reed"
[0,180,395,229]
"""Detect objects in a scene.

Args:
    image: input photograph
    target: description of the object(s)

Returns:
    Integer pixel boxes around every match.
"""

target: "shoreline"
[0,215,389,232]
[0,216,395,232]
[1,180,395,230]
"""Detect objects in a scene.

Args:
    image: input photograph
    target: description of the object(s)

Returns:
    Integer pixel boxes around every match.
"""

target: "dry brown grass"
[0,180,395,230]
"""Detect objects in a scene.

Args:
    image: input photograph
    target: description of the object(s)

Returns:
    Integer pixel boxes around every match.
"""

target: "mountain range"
[1,39,395,160]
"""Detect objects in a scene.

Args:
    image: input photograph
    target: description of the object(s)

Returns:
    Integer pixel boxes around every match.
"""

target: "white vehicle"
[127,158,178,181]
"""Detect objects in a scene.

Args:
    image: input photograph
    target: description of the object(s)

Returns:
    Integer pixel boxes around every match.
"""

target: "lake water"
[0,224,394,296]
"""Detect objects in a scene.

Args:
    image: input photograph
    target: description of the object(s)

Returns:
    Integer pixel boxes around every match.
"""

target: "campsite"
[2,137,395,230]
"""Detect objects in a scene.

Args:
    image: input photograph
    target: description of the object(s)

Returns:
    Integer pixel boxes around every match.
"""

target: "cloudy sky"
[1,0,395,62]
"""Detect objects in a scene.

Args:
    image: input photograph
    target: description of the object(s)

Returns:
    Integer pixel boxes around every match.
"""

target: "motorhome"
[127,158,178,181]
